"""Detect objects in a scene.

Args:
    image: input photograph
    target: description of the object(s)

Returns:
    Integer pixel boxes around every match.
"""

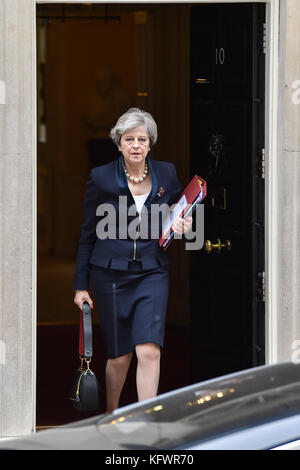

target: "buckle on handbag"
[84,358,91,372]
[79,355,92,371]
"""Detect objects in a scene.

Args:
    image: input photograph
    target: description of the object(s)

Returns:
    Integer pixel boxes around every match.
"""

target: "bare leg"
[135,343,161,402]
[105,352,133,412]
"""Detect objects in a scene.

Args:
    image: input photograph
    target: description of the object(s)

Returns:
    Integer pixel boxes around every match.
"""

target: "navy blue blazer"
[73,155,182,291]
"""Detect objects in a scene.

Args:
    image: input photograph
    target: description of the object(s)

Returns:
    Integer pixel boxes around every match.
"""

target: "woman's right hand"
[74,290,94,311]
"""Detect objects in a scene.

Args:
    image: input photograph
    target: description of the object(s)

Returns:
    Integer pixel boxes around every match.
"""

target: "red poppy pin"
[157,186,165,197]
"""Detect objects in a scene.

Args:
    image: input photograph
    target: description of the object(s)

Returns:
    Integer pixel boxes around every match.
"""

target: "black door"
[190,3,265,382]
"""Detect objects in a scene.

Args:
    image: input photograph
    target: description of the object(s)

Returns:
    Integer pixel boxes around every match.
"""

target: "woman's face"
[118,126,150,166]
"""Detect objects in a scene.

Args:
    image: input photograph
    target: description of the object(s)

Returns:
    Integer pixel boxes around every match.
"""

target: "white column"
[0,0,36,437]
[274,0,300,363]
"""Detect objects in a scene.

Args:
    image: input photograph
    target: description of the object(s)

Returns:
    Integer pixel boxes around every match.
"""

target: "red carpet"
[36,325,191,426]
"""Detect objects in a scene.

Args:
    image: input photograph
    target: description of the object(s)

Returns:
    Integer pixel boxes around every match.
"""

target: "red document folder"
[159,174,207,251]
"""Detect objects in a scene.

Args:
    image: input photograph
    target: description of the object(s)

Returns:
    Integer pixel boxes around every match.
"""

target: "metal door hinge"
[261,23,266,54]
[258,148,265,179]
[257,271,266,302]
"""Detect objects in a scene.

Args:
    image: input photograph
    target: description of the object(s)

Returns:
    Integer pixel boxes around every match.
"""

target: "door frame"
[32,0,279,430]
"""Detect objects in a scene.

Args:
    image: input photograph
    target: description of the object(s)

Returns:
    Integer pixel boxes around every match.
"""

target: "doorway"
[36,2,190,427]
[36,2,265,426]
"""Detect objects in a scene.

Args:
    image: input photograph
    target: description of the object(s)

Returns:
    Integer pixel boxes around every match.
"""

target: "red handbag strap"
[78,302,93,358]
[79,310,84,356]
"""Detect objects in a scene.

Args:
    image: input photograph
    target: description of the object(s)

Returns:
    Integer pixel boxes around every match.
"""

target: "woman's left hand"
[172,216,193,236]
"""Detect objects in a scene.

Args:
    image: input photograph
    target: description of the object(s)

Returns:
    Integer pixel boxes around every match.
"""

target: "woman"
[73,108,192,412]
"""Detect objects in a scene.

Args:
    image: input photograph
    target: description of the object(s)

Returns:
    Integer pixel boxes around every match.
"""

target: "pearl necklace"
[125,161,149,184]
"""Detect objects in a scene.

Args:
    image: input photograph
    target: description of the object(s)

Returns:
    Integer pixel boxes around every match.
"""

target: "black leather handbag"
[69,301,100,411]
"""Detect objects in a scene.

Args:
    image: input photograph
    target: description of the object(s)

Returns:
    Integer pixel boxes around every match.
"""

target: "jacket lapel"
[116,155,135,206]
[116,155,159,209]
[144,156,159,208]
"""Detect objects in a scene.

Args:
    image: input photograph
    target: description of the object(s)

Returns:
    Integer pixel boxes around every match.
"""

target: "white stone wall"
[0,0,35,437]
[0,0,299,438]
[276,0,300,363]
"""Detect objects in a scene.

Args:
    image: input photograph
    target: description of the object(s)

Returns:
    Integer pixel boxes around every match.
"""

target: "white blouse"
[133,192,150,214]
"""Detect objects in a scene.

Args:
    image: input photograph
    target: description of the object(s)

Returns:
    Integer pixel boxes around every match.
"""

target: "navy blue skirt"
[90,261,169,359]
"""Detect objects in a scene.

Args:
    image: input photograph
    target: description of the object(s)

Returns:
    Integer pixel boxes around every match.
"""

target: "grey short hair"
[110,108,158,147]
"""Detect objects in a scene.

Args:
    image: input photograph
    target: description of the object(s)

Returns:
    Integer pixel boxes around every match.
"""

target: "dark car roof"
[97,362,300,449]
[2,362,300,450]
